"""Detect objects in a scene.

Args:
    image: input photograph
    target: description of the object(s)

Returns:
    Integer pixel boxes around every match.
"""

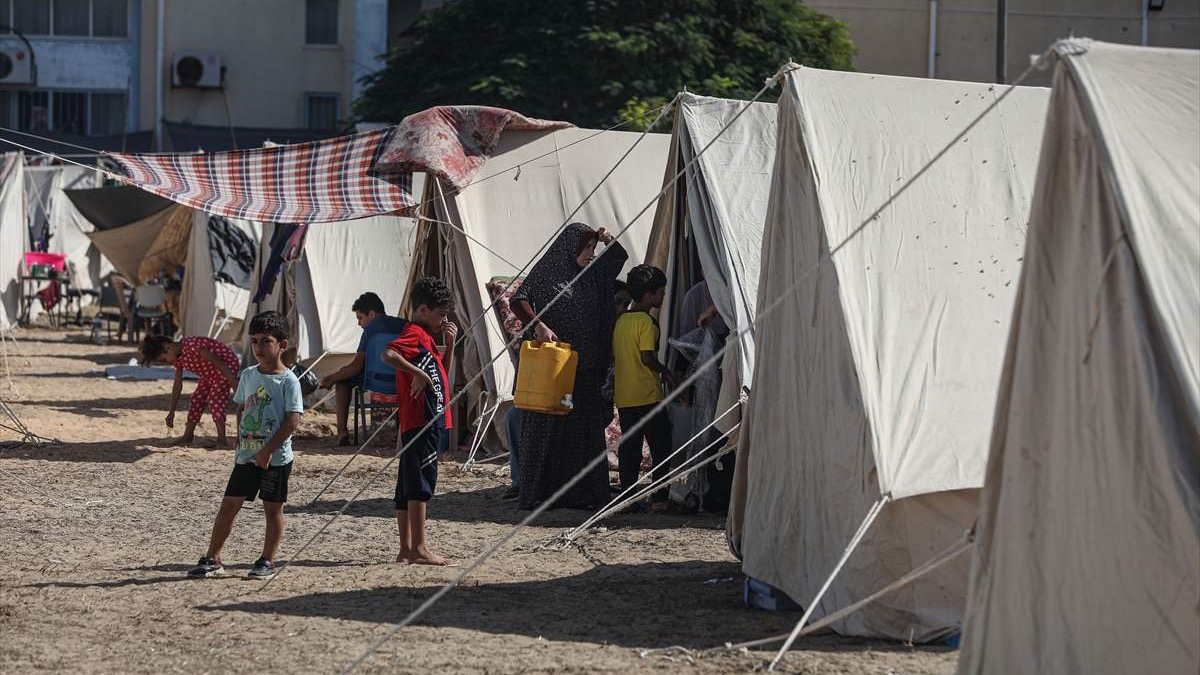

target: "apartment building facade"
[810,0,1199,85]
[0,0,436,154]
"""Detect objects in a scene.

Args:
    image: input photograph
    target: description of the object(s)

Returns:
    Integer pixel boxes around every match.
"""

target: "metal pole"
[928,0,939,79]
[996,0,1008,83]
[1141,0,1150,46]
[155,0,164,151]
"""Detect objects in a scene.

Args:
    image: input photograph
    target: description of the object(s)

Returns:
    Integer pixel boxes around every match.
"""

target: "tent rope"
[331,67,794,675]
[640,530,976,662]
[768,493,892,670]
[297,98,680,507]
[461,390,503,470]
[560,396,745,543]
[333,49,1053,672]
[587,434,739,528]
[304,407,398,507]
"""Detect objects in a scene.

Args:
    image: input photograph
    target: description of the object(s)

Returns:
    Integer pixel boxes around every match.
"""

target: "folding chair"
[352,331,402,444]
[133,284,169,340]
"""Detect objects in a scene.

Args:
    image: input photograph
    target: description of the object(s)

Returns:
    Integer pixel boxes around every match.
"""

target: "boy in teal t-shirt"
[188,311,303,580]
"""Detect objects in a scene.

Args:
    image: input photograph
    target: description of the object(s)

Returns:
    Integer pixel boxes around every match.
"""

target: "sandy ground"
[0,328,957,675]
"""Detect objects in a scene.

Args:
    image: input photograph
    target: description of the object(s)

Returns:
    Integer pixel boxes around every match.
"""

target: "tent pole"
[995,0,1008,83]
[298,350,329,380]
[768,493,892,671]
[462,391,501,470]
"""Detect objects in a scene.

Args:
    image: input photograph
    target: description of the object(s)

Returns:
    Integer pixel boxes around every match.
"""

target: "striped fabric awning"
[107,128,414,225]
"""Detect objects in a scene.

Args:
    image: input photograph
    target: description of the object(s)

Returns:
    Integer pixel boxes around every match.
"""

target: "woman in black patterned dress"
[511,223,626,510]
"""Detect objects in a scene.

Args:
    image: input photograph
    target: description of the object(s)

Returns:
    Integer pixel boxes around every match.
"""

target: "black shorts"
[225,461,293,503]
[394,426,441,508]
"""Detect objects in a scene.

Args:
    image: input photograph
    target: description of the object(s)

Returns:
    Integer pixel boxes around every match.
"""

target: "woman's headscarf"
[513,222,627,368]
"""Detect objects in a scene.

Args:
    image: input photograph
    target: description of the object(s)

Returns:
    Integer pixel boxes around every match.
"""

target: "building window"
[52,91,87,133]
[13,0,50,35]
[305,93,339,131]
[53,0,90,36]
[15,90,49,132]
[92,0,127,38]
[1,0,127,38]
[0,89,126,136]
[89,92,125,135]
[306,0,339,45]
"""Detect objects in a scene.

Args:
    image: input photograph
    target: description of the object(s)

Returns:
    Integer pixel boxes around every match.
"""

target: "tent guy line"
[268,70,785,611]
[302,99,678,507]
[333,65,803,675]
[561,395,746,543]
[334,48,1057,673]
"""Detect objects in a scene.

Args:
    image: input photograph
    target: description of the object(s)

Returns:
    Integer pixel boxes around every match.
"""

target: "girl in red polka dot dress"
[142,335,241,447]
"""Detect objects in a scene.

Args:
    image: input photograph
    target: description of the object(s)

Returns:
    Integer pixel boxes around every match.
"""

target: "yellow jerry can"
[514,340,579,415]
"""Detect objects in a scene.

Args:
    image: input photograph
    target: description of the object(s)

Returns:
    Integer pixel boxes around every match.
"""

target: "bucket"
[514,340,578,415]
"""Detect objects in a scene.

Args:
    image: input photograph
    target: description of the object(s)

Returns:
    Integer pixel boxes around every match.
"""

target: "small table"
[19,275,73,327]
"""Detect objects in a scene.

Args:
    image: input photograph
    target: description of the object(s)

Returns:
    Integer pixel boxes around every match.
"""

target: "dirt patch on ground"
[0,328,957,674]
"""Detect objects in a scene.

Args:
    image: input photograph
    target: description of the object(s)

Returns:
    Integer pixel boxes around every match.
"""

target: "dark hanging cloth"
[252,223,305,302]
[512,223,627,511]
[206,215,257,289]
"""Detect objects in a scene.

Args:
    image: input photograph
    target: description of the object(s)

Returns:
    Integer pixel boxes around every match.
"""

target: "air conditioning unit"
[172,51,223,89]
[0,44,34,86]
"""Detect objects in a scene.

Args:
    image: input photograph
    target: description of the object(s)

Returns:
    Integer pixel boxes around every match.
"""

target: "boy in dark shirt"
[380,277,456,565]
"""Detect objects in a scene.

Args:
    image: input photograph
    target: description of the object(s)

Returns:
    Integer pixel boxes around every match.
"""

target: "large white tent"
[242,183,422,372]
[0,154,26,329]
[178,211,262,343]
[729,67,1049,641]
[408,127,670,443]
[42,166,110,292]
[647,93,776,414]
[958,41,1199,675]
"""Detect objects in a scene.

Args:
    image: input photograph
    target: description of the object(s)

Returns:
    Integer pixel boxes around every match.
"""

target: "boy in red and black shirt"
[381,277,456,566]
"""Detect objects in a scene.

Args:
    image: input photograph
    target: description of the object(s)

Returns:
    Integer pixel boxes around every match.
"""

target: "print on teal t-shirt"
[233,366,303,466]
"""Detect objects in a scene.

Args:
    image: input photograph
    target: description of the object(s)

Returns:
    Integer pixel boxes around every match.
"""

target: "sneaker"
[501,485,520,501]
[247,557,276,579]
[187,556,224,578]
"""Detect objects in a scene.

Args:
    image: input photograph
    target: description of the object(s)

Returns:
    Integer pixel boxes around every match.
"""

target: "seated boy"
[613,265,675,510]
[380,277,457,565]
[188,311,303,579]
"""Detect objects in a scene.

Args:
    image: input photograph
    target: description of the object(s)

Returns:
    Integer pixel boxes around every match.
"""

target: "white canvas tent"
[958,41,1199,675]
[409,127,670,444]
[178,211,262,343]
[242,186,422,370]
[729,67,1049,641]
[42,166,110,292]
[647,93,776,418]
[0,154,25,329]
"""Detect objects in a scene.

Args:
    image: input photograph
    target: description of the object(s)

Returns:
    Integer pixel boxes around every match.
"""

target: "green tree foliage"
[356,0,854,130]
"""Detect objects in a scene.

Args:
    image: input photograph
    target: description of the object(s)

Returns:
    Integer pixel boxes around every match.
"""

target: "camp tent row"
[649,39,1196,668]
[407,127,669,440]
[4,38,1190,670]
[0,161,111,329]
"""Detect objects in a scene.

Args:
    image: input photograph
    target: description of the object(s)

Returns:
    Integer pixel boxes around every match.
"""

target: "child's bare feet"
[395,548,415,563]
[169,435,195,447]
[408,545,448,566]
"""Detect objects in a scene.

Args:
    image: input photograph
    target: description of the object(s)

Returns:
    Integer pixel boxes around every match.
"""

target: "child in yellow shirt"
[612,265,676,510]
